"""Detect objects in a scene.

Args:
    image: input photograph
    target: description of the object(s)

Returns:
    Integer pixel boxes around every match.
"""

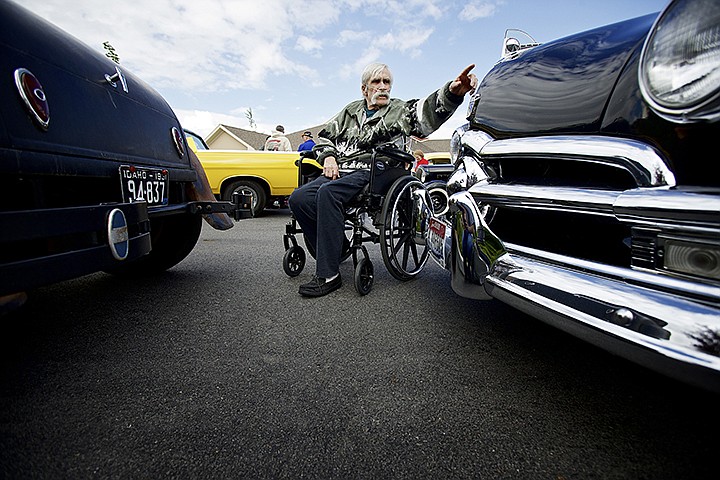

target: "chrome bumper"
[439,189,720,392]
[487,247,720,391]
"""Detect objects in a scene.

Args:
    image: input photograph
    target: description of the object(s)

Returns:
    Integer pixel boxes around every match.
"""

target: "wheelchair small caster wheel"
[283,246,306,277]
[354,257,374,295]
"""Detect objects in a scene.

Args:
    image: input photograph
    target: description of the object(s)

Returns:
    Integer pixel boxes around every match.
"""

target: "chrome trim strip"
[467,183,720,232]
[615,188,720,232]
[479,135,676,187]
[506,242,720,302]
[469,184,620,216]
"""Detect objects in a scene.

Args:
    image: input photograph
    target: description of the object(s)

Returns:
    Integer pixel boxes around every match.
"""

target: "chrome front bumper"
[487,247,720,391]
[434,188,720,392]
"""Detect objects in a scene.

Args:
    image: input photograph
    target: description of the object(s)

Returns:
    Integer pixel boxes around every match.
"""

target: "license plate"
[428,217,448,267]
[119,165,168,207]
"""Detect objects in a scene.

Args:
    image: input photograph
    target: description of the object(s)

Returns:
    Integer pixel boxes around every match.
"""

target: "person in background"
[412,149,429,172]
[264,125,292,151]
[297,131,316,152]
[289,62,477,297]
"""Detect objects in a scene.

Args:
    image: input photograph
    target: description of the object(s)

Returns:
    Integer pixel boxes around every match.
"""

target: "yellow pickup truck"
[185,130,320,216]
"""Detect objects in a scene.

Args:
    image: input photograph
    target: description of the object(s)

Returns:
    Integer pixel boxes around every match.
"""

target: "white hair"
[361,63,393,86]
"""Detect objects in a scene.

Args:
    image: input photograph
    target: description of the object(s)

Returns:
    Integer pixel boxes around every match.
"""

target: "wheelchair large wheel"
[283,245,306,277]
[379,176,429,281]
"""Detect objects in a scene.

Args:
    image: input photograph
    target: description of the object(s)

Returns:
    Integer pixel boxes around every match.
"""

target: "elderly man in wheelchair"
[283,62,477,297]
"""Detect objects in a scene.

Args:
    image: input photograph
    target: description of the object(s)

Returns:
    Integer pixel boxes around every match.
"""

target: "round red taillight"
[14,68,49,130]
[172,127,185,158]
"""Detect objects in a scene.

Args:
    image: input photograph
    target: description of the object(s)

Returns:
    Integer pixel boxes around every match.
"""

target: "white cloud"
[21,0,450,95]
[379,28,434,56]
[336,29,372,46]
[459,1,504,21]
[175,109,247,138]
[338,47,383,80]
[295,35,323,54]
[357,0,445,20]
[21,0,330,92]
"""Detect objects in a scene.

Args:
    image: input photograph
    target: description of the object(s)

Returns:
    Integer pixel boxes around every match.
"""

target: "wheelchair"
[282,143,448,295]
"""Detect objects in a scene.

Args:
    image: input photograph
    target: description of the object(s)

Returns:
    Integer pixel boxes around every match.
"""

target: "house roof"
[408,137,451,153]
[206,124,269,150]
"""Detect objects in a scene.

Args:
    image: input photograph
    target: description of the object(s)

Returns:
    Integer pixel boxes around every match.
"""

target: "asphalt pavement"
[1,209,718,479]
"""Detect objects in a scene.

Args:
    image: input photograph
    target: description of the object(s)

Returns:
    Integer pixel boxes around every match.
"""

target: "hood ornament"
[105,65,128,93]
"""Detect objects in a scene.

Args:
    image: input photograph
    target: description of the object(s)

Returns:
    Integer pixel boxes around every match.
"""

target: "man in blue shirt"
[297,131,316,152]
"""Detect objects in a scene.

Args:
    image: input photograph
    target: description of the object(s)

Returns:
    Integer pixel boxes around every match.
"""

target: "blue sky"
[21,0,667,143]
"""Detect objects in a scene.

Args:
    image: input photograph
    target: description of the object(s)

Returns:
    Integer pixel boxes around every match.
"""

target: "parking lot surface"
[1,210,717,479]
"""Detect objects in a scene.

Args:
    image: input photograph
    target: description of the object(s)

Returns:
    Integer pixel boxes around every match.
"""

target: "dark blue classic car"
[0,1,246,308]
[422,0,720,392]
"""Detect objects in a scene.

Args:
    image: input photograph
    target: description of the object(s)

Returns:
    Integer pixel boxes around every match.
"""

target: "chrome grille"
[631,229,658,270]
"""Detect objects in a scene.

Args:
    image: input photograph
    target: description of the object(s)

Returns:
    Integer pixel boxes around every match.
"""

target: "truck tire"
[223,180,266,216]
[105,213,202,276]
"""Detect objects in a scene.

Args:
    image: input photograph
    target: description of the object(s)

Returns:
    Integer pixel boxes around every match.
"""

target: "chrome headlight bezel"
[638,0,720,123]
[450,124,468,165]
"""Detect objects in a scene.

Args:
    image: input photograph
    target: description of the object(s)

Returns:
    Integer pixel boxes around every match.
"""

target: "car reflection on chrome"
[421,0,720,392]
[414,153,453,184]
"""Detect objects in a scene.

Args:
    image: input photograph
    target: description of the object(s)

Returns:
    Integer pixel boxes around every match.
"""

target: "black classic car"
[423,0,720,391]
[0,1,246,307]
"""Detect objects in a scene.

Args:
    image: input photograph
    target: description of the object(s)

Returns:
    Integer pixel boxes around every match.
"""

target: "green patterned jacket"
[317,81,464,169]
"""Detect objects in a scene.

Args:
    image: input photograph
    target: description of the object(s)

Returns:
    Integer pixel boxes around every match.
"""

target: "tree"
[246,108,257,130]
[103,41,120,64]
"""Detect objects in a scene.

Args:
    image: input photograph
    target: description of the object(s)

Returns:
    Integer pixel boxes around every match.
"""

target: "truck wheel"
[223,180,266,216]
[105,213,202,276]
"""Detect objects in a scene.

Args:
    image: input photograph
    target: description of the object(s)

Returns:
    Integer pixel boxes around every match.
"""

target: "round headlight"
[639,0,720,122]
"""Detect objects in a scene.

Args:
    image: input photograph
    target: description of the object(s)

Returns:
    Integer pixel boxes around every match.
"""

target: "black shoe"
[299,275,342,297]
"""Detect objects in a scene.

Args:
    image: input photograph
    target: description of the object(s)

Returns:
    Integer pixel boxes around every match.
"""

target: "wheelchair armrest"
[297,158,323,184]
[295,154,322,168]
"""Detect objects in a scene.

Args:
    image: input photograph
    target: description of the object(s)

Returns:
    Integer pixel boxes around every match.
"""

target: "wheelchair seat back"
[369,145,414,194]
[368,159,409,194]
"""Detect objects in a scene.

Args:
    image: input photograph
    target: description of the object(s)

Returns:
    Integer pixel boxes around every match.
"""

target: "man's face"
[362,69,392,109]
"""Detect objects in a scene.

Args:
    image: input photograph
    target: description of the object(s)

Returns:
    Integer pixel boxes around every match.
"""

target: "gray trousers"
[288,170,370,278]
